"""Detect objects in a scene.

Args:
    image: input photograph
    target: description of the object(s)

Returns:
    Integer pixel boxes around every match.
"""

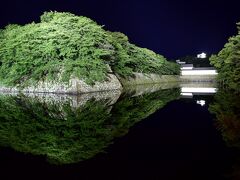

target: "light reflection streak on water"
[180,87,217,97]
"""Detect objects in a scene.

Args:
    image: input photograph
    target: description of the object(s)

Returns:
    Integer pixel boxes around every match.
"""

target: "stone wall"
[1,73,218,94]
[180,75,217,82]
[118,73,180,86]
[0,73,122,94]
[0,71,182,94]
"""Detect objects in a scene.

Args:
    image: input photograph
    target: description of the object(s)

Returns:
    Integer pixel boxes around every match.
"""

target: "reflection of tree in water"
[209,90,240,148]
[0,95,113,164]
[111,88,180,137]
[209,90,240,179]
[0,88,179,165]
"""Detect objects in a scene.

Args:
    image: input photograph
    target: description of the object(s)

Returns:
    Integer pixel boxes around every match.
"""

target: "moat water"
[0,82,239,180]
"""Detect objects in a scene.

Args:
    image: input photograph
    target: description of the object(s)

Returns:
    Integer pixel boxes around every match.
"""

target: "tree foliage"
[109,32,180,77]
[0,12,114,86]
[0,12,180,87]
[209,22,240,90]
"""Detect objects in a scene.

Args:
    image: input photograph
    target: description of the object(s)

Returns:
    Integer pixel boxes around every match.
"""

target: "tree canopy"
[209,22,240,90]
[0,12,180,87]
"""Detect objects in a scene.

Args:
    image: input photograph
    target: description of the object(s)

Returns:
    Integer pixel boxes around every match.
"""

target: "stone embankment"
[0,67,180,94]
[0,67,217,94]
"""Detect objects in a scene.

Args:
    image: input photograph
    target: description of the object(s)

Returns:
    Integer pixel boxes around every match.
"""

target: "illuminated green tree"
[210,22,240,90]
[0,12,180,87]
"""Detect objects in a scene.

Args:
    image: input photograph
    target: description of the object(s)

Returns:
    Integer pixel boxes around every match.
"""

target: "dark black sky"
[0,0,240,59]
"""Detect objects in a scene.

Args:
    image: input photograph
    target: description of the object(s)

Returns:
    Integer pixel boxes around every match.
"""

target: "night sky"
[0,0,240,59]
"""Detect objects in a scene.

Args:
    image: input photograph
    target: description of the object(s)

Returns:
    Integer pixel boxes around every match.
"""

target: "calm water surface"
[0,83,239,180]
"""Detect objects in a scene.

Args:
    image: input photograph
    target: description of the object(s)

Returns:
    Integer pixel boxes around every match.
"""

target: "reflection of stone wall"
[123,82,180,97]
[0,90,121,108]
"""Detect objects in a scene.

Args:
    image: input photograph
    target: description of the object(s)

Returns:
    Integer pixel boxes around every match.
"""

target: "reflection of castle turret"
[180,82,217,98]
